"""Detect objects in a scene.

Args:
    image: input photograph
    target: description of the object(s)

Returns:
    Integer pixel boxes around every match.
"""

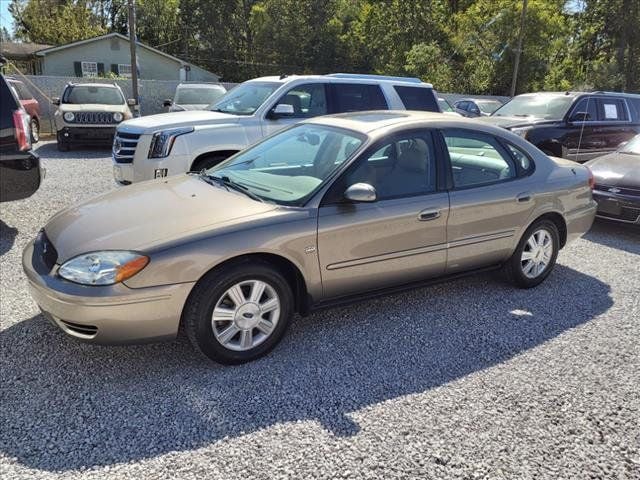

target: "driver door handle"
[418,209,441,221]
[517,192,532,203]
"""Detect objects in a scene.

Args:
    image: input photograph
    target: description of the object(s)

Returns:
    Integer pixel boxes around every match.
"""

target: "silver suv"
[112,73,440,184]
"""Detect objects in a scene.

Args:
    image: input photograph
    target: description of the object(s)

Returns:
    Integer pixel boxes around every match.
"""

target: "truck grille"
[595,184,640,197]
[113,131,141,164]
[72,112,116,124]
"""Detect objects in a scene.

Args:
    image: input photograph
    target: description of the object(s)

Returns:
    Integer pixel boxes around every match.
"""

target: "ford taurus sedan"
[23,112,597,364]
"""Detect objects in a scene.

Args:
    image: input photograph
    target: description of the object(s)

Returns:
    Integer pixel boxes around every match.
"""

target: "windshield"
[492,94,575,120]
[62,85,124,105]
[175,86,226,105]
[438,98,454,112]
[477,100,502,114]
[209,81,280,115]
[207,124,366,205]
[620,135,640,155]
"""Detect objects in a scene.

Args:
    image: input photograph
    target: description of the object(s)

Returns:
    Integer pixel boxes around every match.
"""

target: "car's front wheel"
[183,262,293,364]
[504,219,560,288]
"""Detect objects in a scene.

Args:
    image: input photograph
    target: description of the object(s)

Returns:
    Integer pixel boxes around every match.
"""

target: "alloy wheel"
[521,228,554,279]
[211,279,281,351]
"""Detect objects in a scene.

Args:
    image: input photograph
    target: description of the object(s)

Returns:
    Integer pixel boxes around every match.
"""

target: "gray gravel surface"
[1,142,639,480]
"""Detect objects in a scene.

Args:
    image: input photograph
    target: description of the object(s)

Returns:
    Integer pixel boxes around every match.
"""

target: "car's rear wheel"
[30,119,40,143]
[503,219,559,288]
[184,262,293,364]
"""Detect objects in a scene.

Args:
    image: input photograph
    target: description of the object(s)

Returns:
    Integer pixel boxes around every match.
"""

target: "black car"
[586,134,640,224]
[453,98,503,118]
[0,67,42,202]
[481,91,640,162]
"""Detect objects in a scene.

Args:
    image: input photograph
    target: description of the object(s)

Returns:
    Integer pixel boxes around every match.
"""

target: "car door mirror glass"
[569,111,590,122]
[163,99,173,107]
[52,97,60,106]
[344,183,377,203]
[127,98,136,106]
[270,103,295,118]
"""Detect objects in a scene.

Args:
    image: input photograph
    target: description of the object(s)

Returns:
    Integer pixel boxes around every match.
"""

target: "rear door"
[393,85,439,112]
[317,129,449,298]
[440,128,537,273]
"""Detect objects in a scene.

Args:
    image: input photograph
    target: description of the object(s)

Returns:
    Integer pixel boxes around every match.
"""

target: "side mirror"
[569,111,590,122]
[52,97,60,106]
[163,99,173,107]
[344,183,377,203]
[127,98,136,107]
[269,103,295,119]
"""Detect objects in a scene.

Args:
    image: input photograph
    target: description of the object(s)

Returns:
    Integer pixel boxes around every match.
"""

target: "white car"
[112,73,441,184]
[163,83,227,112]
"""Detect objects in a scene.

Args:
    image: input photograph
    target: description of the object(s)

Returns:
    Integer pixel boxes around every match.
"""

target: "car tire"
[503,219,560,288]
[191,154,229,172]
[56,132,70,151]
[183,261,294,364]
[30,119,40,143]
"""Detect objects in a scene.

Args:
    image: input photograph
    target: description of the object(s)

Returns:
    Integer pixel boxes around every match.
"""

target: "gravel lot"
[1,142,639,480]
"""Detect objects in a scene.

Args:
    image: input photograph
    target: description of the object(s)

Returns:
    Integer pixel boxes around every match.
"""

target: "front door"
[261,83,329,137]
[317,131,449,299]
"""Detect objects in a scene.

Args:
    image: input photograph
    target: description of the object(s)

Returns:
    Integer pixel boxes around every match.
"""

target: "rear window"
[332,83,388,112]
[394,86,438,112]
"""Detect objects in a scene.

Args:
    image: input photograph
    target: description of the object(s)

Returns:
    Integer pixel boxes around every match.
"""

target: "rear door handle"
[516,192,532,203]
[418,209,440,221]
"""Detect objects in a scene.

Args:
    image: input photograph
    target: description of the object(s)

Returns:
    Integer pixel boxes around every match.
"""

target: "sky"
[0,0,12,32]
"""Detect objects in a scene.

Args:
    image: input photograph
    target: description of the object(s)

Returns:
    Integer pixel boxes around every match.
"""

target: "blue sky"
[0,0,12,32]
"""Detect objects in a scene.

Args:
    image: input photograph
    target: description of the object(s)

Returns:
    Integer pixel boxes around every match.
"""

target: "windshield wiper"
[209,174,264,202]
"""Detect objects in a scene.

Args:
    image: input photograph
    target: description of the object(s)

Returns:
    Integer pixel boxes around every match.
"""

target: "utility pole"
[128,0,139,113]
[510,0,528,97]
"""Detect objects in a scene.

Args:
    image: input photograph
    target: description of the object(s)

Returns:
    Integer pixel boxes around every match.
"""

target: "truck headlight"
[58,251,149,285]
[148,127,194,158]
[510,126,532,139]
[113,112,124,122]
[63,112,75,122]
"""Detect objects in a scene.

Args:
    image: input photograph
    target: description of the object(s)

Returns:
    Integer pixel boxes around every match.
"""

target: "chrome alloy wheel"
[211,280,281,351]
[521,228,554,279]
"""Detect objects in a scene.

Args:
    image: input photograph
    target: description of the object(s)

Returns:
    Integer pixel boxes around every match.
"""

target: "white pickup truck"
[112,73,440,184]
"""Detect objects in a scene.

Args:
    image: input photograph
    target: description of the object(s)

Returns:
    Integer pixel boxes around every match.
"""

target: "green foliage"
[7,0,640,93]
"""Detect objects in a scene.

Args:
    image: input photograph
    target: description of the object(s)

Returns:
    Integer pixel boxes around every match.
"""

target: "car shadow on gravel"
[584,219,640,255]
[34,141,112,160]
[0,265,612,472]
[0,219,18,257]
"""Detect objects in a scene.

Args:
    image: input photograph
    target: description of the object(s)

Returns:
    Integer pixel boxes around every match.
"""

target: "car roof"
[177,83,225,89]
[514,91,640,99]
[67,83,120,88]
[247,73,433,88]
[303,110,487,134]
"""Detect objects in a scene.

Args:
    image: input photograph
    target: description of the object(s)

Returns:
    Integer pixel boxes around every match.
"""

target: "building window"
[118,64,132,78]
[81,61,98,77]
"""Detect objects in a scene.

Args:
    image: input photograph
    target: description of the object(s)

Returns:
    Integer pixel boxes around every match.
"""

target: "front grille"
[33,230,58,273]
[595,184,640,197]
[59,320,98,337]
[72,112,116,124]
[113,131,141,164]
[598,206,640,223]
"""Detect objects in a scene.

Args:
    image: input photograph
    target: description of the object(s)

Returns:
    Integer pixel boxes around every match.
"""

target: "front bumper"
[592,189,640,224]
[22,239,195,344]
[58,126,116,145]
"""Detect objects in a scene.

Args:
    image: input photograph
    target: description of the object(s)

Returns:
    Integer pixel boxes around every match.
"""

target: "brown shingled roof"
[0,41,52,58]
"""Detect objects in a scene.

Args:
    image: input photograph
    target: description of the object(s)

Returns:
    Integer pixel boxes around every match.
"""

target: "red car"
[7,78,41,143]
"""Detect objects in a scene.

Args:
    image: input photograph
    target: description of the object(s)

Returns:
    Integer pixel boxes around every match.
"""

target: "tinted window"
[599,99,628,121]
[327,133,436,202]
[443,130,516,188]
[468,102,481,114]
[332,83,387,112]
[571,97,598,121]
[277,83,328,118]
[394,86,438,111]
[455,101,469,111]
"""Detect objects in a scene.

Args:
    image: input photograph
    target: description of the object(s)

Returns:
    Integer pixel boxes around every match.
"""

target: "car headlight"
[58,251,149,286]
[510,126,532,139]
[113,112,124,122]
[63,112,75,122]
[148,127,194,158]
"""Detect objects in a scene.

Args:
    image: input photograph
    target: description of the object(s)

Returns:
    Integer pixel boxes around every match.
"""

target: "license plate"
[597,198,621,216]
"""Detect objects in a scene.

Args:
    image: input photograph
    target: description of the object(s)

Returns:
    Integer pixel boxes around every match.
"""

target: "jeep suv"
[53,83,134,151]
[112,73,440,184]
[481,91,640,162]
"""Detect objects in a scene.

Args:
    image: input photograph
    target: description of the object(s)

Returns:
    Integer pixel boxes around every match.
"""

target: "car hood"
[59,103,130,113]
[170,104,209,111]
[44,175,278,262]
[586,152,640,189]
[478,116,558,128]
[118,110,241,133]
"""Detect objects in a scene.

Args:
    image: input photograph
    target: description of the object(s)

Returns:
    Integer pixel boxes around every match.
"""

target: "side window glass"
[443,130,516,188]
[599,99,628,121]
[18,84,33,100]
[571,97,598,121]
[334,134,436,201]
[505,143,534,174]
[277,83,327,118]
[257,129,329,168]
[393,86,438,111]
[333,84,388,112]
